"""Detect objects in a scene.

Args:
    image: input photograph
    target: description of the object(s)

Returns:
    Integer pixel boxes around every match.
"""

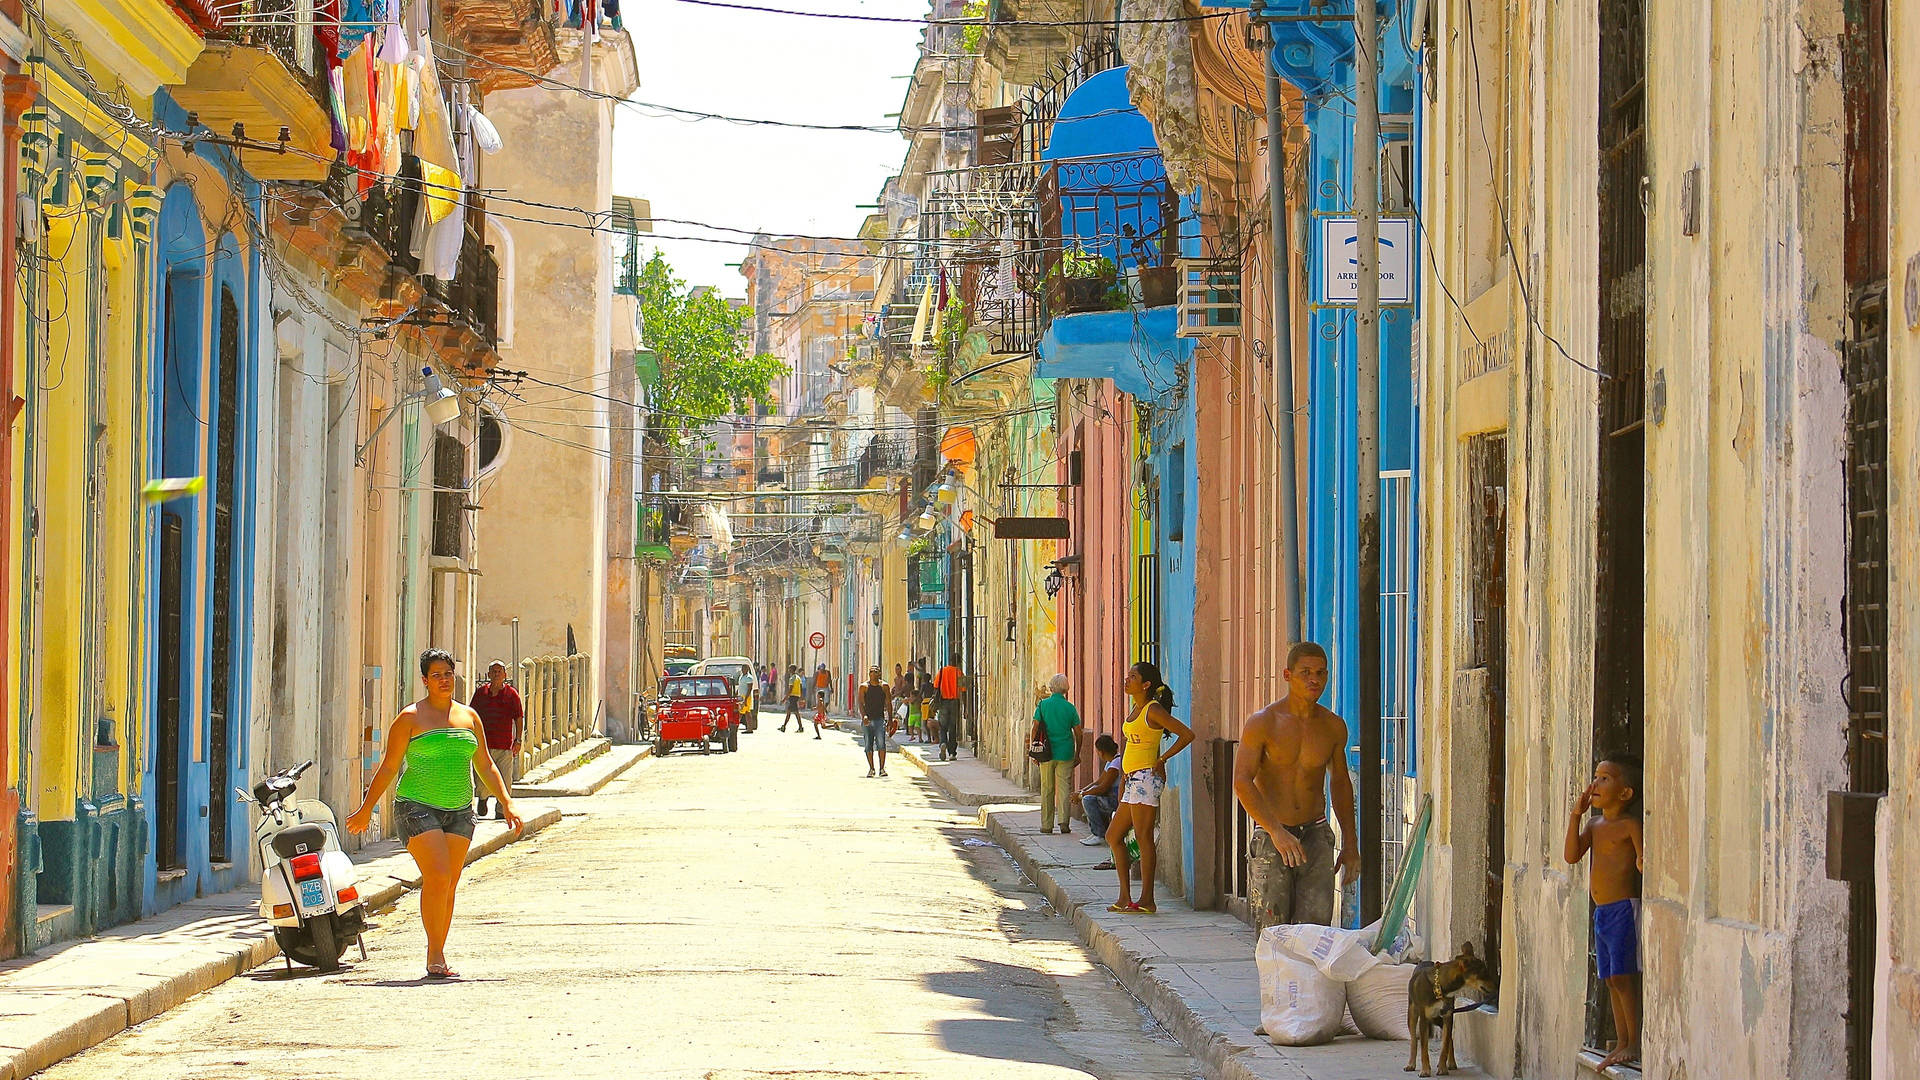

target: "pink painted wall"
[1057,382,1134,788]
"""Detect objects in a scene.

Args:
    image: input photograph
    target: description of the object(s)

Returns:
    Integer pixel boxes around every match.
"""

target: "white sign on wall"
[1317,217,1414,304]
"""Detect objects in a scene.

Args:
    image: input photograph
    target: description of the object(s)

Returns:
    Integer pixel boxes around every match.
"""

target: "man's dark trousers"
[939,698,961,757]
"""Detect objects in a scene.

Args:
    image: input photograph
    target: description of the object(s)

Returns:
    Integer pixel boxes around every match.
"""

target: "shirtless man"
[1232,641,1360,928]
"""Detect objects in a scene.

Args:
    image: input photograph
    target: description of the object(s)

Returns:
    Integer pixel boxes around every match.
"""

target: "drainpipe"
[1253,1,1303,645]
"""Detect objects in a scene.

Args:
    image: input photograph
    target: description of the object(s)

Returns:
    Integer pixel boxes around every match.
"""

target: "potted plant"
[1046,247,1119,315]
[1138,264,1178,307]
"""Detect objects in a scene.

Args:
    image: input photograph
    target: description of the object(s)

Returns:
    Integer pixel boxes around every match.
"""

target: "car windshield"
[665,679,729,699]
[706,664,748,683]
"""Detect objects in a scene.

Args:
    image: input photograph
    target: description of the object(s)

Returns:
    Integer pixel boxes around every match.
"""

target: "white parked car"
[691,656,759,732]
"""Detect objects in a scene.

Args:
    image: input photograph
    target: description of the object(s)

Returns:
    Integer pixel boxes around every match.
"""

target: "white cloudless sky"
[610,0,929,297]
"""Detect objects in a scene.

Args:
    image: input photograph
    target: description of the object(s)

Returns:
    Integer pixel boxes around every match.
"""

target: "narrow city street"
[34,713,1202,1080]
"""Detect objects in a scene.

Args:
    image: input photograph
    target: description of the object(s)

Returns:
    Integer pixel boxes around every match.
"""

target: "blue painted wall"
[143,97,262,913]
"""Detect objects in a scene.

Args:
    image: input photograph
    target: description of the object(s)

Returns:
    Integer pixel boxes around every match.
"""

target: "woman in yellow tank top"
[1106,661,1194,914]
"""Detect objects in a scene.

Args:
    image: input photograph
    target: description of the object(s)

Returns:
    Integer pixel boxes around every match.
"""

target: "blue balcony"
[1030,65,1196,386]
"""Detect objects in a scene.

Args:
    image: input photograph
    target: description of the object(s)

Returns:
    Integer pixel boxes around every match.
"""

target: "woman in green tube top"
[347,647,521,979]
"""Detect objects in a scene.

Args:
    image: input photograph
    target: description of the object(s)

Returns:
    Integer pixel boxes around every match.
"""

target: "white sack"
[1268,921,1387,982]
[1256,926,1348,1046]
[1348,961,1419,1040]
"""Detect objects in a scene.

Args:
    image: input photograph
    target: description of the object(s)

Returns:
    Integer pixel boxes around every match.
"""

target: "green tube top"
[394,727,479,811]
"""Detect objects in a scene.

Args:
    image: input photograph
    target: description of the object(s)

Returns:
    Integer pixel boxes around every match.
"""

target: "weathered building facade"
[1420,0,1905,1075]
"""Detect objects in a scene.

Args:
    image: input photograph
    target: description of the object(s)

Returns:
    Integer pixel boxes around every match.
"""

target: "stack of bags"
[1255,922,1422,1045]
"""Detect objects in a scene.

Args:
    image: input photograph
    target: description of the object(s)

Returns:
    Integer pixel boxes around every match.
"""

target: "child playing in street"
[811,690,828,740]
[1564,754,1645,1070]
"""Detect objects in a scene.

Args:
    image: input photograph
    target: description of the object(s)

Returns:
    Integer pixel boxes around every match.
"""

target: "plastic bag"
[1268,921,1387,982]
[1348,961,1419,1040]
[1257,926,1348,1046]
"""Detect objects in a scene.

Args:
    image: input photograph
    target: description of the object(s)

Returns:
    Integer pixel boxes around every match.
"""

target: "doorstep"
[978,805,1494,1080]
[0,805,561,1080]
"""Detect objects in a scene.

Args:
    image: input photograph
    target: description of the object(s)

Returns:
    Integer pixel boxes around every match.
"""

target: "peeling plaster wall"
[474,83,619,688]
[1880,0,1920,1072]
[1421,0,1854,1076]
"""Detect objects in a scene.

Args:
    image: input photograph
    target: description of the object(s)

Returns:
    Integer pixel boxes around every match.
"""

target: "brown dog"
[1404,942,1495,1076]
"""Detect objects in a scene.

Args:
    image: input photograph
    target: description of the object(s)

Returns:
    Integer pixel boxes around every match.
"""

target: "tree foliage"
[633,251,786,450]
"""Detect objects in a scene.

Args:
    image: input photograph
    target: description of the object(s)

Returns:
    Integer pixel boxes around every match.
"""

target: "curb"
[513,743,651,798]
[978,806,1307,1080]
[894,744,1037,807]
[0,806,563,1080]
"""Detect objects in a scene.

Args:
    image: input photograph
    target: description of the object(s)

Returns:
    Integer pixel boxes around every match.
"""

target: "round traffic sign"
[809,631,826,650]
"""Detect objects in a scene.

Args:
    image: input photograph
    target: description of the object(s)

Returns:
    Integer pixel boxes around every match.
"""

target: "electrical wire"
[662,0,1238,26]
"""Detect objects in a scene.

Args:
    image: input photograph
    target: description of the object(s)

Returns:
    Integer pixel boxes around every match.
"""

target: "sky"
[610,0,930,297]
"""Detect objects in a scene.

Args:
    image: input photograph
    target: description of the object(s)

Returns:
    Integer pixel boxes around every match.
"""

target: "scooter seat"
[271,824,329,860]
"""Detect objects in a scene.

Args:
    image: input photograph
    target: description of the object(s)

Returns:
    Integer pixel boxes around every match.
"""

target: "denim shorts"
[394,797,477,842]
[863,718,889,752]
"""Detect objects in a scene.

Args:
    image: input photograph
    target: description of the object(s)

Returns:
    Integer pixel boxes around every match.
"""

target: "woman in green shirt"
[346,648,521,978]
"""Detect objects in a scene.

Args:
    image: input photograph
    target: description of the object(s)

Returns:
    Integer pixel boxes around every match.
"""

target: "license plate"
[298,879,328,909]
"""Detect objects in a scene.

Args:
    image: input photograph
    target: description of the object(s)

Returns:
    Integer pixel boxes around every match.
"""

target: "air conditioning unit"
[1176,259,1243,338]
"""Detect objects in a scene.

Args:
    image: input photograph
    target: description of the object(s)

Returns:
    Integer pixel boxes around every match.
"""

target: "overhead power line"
[663,0,1238,25]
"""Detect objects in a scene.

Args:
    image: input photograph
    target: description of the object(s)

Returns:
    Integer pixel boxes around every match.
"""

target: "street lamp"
[354,366,464,465]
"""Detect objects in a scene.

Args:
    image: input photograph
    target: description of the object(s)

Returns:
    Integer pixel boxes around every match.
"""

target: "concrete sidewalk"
[896,747,1492,1080]
[0,803,561,1080]
[513,739,651,798]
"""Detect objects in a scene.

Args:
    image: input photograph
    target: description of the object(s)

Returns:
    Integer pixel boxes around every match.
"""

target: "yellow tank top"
[1121,702,1161,773]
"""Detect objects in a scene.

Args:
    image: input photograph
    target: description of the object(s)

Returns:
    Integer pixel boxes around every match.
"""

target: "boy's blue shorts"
[1594,897,1641,980]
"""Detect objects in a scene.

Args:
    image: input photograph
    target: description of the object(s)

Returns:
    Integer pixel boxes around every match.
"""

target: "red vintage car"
[652,675,740,755]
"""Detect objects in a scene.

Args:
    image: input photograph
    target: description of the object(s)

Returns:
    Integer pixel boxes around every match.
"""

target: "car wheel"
[654,738,672,756]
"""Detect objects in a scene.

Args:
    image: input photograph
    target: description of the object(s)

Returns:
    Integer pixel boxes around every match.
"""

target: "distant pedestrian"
[1031,673,1082,833]
[1078,734,1122,848]
[346,648,520,979]
[812,689,829,739]
[934,652,967,761]
[1106,661,1194,915]
[916,658,937,745]
[813,662,833,703]
[891,663,915,738]
[469,659,523,820]
[781,664,806,732]
[861,666,892,777]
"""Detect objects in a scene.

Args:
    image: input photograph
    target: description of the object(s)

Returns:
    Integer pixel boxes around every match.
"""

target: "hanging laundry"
[375,61,401,177]
[377,0,409,66]
[341,40,371,153]
[410,35,463,222]
[465,105,502,154]
[327,63,348,153]
[337,0,381,58]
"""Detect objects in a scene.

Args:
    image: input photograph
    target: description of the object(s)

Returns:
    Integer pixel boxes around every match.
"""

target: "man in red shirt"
[470,659,524,819]
[935,653,966,761]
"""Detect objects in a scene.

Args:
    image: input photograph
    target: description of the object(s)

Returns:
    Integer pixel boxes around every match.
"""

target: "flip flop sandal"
[1133,902,1157,914]
[426,964,461,979]
[1107,902,1141,913]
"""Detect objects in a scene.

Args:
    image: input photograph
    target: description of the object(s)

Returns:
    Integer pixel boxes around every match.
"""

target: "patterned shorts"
[1120,768,1164,807]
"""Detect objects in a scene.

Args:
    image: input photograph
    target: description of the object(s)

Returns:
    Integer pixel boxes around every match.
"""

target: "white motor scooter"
[238,760,368,970]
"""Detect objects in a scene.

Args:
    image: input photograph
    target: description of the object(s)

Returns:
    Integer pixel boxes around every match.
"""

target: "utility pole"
[1353,0,1384,926]
[1252,0,1303,645]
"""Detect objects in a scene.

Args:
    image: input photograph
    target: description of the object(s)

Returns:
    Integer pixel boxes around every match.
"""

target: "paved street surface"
[37,711,1203,1080]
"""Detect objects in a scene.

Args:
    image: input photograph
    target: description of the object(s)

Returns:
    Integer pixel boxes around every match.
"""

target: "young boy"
[1564,755,1645,1070]
[1077,734,1123,848]
[811,690,828,740]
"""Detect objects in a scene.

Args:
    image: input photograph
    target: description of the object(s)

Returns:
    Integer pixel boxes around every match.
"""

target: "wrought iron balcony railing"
[856,436,914,486]
[1036,153,1180,316]
[207,7,331,108]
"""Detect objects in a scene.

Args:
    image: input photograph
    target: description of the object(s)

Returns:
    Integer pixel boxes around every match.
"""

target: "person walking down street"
[811,689,829,740]
[915,659,937,746]
[813,662,833,711]
[1078,734,1122,850]
[934,653,966,762]
[346,648,521,979]
[469,659,523,820]
[781,665,806,732]
[1032,673,1082,833]
[1230,641,1360,929]
[1106,662,1194,915]
[861,667,893,778]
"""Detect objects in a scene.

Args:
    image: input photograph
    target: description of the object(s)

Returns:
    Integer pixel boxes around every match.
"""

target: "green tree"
[633,251,787,449]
